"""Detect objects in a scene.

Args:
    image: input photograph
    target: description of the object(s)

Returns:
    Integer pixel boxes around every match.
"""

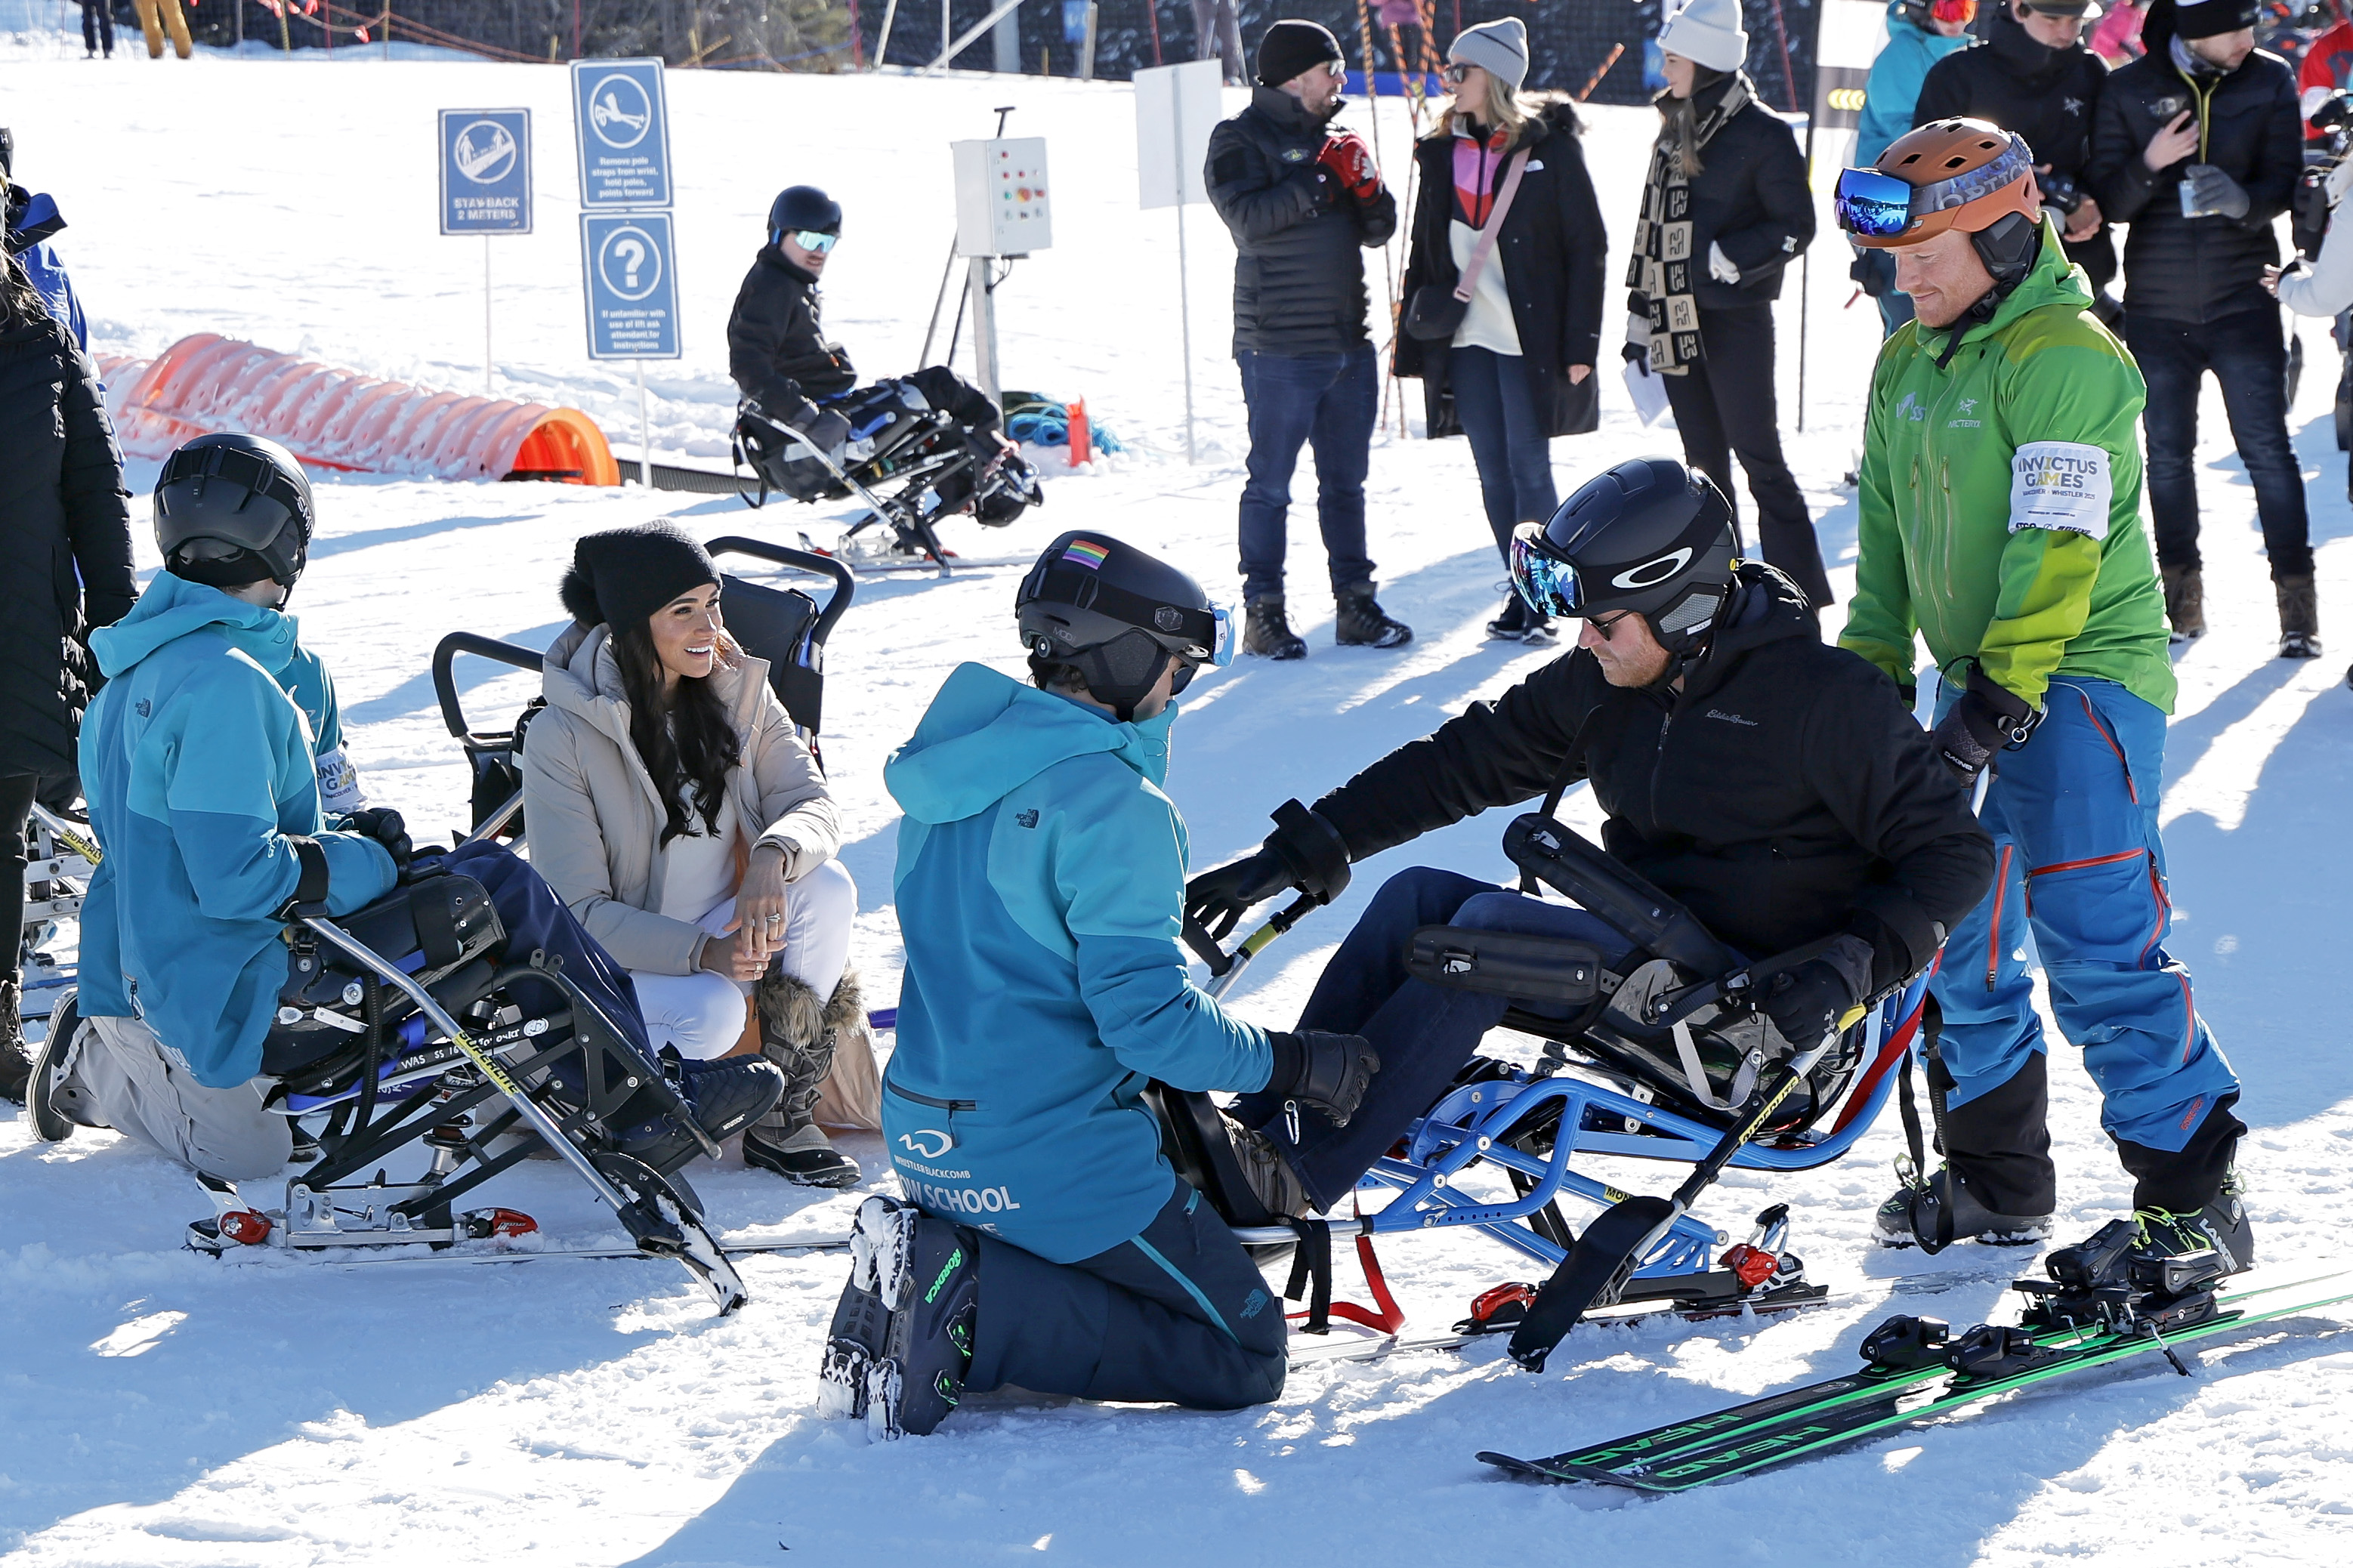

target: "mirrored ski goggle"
[1834,134,2033,240]
[1928,0,1975,23]
[789,230,838,254]
[1510,523,1586,618]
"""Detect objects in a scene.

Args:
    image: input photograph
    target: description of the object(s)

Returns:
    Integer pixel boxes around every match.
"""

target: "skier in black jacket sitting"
[1185,458,1995,1214]
[725,184,1012,499]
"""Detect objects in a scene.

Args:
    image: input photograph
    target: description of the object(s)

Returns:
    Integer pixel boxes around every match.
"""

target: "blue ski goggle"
[1169,603,1236,695]
[1510,523,1586,618]
[777,228,838,254]
[1834,133,2033,240]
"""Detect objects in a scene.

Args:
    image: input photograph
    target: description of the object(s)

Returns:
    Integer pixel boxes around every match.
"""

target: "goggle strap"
[1028,569,1221,659]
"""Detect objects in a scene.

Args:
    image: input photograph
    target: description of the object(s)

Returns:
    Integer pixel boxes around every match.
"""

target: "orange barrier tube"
[98,334,620,486]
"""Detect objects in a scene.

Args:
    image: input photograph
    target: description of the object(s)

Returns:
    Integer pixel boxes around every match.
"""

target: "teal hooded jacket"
[882,663,1274,1264]
[1857,5,1973,167]
[77,573,397,1088]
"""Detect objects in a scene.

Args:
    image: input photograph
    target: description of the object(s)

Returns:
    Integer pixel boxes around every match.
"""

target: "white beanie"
[1657,0,1749,77]
[1448,17,1530,92]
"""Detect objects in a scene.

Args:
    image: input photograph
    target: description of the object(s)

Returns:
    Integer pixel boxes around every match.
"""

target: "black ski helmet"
[155,433,316,597]
[767,185,841,244]
[1016,531,1232,721]
[1512,456,1739,645]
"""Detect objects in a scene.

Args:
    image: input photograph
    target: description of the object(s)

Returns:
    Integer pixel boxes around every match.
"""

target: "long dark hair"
[0,250,48,329]
[609,617,743,847]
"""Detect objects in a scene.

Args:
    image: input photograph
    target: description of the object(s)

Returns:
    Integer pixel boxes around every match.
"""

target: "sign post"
[572,59,675,486]
[1134,58,1221,464]
[438,109,532,397]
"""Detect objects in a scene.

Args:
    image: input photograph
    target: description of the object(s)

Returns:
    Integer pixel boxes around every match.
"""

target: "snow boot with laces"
[1334,585,1412,649]
[1485,592,1557,645]
[2276,574,2321,659]
[1243,594,1308,660]
[2161,563,2205,642]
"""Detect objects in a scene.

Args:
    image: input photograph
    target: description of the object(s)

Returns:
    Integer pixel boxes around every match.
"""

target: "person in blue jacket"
[29,435,409,1179]
[2,128,91,354]
[818,531,1380,1440]
[1852,2,1978,333]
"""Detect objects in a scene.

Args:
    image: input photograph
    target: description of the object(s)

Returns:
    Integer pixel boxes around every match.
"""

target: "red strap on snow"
[1283,1202,1408,1335]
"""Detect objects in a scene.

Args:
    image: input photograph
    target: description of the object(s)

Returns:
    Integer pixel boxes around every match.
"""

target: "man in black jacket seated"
[725,184,1008,492]
[1207,20,1410,661]
[2086,0,2315,658]
[1187,459,1994,1212]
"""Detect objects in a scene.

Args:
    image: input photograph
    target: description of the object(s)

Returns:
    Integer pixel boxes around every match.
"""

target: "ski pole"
[1186,893,1320,1003]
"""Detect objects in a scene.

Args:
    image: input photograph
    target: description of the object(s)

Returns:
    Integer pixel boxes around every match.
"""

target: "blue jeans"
[1236,345,1378,602]
[2127,307,2313,581]
[1931,677,2238,1156]
[1232,866,1635,1211]
[1450,347,1559,561]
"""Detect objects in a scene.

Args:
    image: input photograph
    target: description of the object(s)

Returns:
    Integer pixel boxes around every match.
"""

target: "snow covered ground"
[5,39,2353,1568]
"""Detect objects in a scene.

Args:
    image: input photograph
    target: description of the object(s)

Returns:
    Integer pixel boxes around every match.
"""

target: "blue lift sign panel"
[571,58,672,209]
[439,109,531,234]
[581,211,681,360]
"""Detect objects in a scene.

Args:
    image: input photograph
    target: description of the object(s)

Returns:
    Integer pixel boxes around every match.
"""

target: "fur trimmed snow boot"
[744,970,863,1188]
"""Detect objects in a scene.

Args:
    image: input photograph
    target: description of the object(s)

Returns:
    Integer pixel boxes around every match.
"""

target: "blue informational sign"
[438,109,532,235]
[570,58,672,209]
[580,211,681,360]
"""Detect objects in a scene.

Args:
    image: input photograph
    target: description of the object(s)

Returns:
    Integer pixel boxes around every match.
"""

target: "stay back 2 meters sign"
[439,109,532,234]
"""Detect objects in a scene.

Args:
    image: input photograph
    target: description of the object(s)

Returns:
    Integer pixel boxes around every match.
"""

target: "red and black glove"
[1316,131,1383,203]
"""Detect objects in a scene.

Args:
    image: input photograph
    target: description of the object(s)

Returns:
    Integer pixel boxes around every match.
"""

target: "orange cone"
[1067,397,1092,468]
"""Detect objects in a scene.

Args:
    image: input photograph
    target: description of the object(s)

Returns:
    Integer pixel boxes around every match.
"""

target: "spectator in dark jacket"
[1207,20,1410,661]
[2,129,88,355]
[1914,2,2120,318]
[2086,0,2313,656]
[1394,19,1607,644]
[0,249,134,1099]
[1628,0,1830,608]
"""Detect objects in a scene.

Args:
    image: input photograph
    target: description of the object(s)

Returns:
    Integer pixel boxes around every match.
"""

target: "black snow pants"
[1660,304,1834,609]
[965,1182,1288,1410]
[899,365,1001,437]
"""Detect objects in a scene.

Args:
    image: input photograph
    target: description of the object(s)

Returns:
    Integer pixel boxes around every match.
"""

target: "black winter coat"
[1393,105,1608,440]
[1913,11,2117,286]
[2086,17,2302,324]
[0,311,135,783]
[725,245,857,427]
[1310,566,1993,992]
[1206,86,1400,356]
[1644,81,1816,312]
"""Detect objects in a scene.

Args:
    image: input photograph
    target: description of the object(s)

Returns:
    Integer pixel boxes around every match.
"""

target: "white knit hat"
[1657,0,1749,76]
[1448,17,1530,92]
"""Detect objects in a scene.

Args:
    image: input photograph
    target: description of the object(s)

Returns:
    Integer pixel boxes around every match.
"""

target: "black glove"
[1761,959,1861,1052]
[795,409,852,458]
[1930,666,2038,785]
[1183,798,1353,941]
[2185,163,2252,221]
[348,807,412,872]
[1265,1029,1381,1126]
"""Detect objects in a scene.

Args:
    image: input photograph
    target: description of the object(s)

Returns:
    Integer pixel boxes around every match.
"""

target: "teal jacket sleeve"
[1057,781,1273,1094]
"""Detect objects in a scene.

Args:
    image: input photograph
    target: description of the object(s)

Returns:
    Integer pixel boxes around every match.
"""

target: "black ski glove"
[1930,665,2038,786]
[1183,798,1353,942]
[795,409,852,458]
[2184,163,2251,221]
[1760,934,1878,1051]
[348,807,413,872]
[1265,1029,1381,1127]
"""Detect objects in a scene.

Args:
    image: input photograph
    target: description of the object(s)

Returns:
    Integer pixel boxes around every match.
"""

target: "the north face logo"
[1016,808,1039,829]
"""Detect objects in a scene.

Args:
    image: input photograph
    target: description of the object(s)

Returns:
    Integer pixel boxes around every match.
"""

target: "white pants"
[63,1013,292,1181]
[628,858,857,1060]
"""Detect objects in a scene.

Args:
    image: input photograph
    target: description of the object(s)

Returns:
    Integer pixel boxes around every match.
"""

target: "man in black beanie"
[1206,20,1410,662]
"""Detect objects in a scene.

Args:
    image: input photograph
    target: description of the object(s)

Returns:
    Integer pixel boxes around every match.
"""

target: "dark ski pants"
[1235,345,1378,603]
[1232,866,1637,1211]
[899,364,1002,437]
[2127,307,2313,582]
[1450,347,1559,562]
[3,770,49,994]
[81,0,114,54]
[965,1183,1287,1409]
[1928,677,2242,1216]
[1660,304,1835,609]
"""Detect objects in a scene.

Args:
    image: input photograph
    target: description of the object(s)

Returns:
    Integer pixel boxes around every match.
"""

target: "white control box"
[952,137,1053,258]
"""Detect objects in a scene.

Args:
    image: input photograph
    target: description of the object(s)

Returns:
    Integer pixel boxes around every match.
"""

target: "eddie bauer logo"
[1706,709,1758,727]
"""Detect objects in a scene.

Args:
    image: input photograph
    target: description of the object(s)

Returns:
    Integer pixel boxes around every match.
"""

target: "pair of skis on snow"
[1477,1264,2353,1491]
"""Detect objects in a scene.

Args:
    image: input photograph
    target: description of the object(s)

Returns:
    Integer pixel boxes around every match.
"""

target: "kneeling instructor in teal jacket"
[855,531,1379,1435]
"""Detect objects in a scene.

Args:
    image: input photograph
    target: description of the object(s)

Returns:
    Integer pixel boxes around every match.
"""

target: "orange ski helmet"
[1840,118,2040,251]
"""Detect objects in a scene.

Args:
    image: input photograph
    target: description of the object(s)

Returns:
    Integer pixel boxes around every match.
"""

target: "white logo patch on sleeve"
[2009,441,2112,539]
[314,745,368,815]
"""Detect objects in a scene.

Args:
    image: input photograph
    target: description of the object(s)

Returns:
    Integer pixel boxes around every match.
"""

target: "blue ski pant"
[965,1182,1287,1409]
[1232,866,1637,1212]
[1931,677,2237,1157]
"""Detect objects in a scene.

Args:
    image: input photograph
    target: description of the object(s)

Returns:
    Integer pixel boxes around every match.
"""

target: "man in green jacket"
[1836,119,2249,1276]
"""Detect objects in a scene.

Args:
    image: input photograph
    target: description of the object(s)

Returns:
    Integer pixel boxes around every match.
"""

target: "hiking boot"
[1243,595,1308,660]
[1876,1168,2052,1250]
[2276,574,2321,659]
[619,1054,784,1172]
[1335,586,1412,649]
[1225,1116,1311,1218]
[1485,593,1557,645]
[2161,563,2205,642]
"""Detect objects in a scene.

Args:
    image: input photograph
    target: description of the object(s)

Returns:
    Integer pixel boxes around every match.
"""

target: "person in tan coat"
[523,523,868,1188]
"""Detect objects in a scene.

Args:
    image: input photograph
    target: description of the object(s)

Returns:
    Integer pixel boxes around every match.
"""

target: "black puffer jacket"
[0,309,135,783]
[2086,6,2302,323]
[1634,76,1816,313]
[1206,86,1400,355]
[1393,103,1608,439]
[1310,565,1993,990]
[1913,8,2115,286]
[724,245,857,426]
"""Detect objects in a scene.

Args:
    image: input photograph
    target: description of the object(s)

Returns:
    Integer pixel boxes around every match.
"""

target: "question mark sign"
[613,237,647,290]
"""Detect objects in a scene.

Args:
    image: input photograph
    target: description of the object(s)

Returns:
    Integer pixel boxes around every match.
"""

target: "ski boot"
[187,1173,275,1255]
[25,989,98,1144]
[1485,593,1558,645]
[0,980,28,1105]
[1876,1167,2052,1252]
[817,1196,980,1440]
[743,971,863,1189]
[1243,595,1308,661]
[2017,1188,2251,1332]
[1335,585,1413,650]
